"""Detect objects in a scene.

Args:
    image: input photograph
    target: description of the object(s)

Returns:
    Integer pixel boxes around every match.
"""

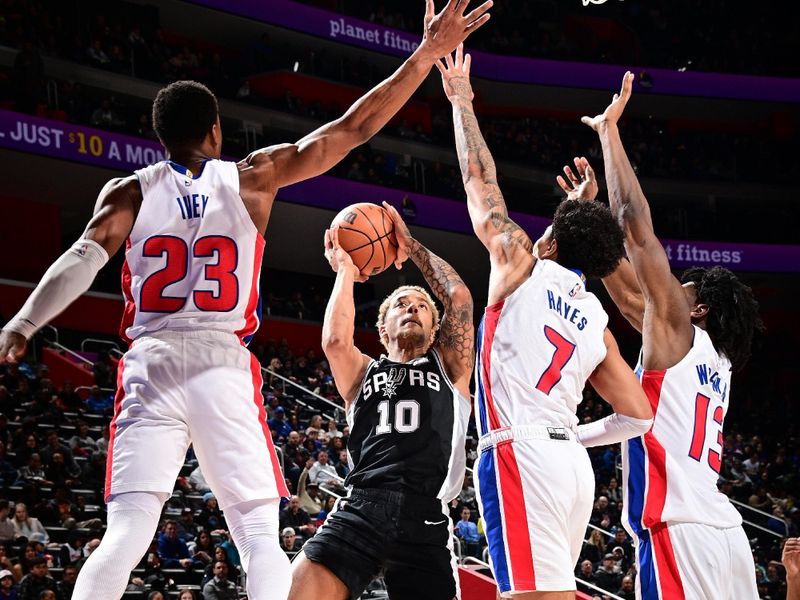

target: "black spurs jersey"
[345,349,470,501]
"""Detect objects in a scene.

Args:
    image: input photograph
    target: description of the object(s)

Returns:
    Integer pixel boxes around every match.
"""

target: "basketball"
[331,203,398,277]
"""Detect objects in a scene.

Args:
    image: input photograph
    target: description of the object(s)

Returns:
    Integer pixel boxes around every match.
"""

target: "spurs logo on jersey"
[363,365,441,400]
[346,349,469,501]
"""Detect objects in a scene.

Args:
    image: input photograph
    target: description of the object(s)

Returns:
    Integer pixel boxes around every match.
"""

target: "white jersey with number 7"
[475,258,608,435]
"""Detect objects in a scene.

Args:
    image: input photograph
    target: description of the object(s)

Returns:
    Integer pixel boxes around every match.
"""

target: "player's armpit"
[324,348,371,407]
[601,257,645,333]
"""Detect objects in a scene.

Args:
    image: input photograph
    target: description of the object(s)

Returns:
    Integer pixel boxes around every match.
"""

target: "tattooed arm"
[383,202,474,392]
[437,45,534,303]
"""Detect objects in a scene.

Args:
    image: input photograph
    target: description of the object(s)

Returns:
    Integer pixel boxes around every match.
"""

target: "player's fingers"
[465,12,491,32]
[580,116,593,127]
[584,159,596,181]
[564,165,580,184]
[455,43,463,69]
[613,93,619,102]
[434,59,448,77]
[425,0,435,22]
[463,52,472,74]
[621,70,634,99]
[444,51,455,70]
[556,175,572,193]
[464,0,492,24]
[445,0,458,13]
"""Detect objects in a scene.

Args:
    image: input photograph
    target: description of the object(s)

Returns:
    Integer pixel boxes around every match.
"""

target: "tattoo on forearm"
[452,91,532,251]
[407,238,474,366]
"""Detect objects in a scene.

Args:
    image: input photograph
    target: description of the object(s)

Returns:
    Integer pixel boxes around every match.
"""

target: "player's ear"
[540,237,558,260]
[690,302,709,320]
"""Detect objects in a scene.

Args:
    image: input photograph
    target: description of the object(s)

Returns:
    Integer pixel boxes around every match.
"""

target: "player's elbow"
[448,285,473,311]
[321,331,350,355]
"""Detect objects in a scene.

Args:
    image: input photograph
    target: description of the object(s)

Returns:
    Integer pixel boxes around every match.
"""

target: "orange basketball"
[331,203,398,277]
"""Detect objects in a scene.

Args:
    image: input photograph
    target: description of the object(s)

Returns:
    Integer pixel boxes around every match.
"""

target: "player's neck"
[166,148,214,175]
[386,340,427,363]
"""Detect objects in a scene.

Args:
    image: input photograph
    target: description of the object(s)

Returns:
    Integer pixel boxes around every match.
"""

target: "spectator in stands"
[85,39,110,68]
[58,530,85,567]
[56,382,83,413]
[454,507,481,558]
[606,477,622,505]
[458,475,477,511]
[39,431,80,476]
[45,452,81,487]
[575,559,596,589]
[176,508,199,543]
[84,386,111,416]
[334,449,350,479]
[17,558,56,600]
[56,565,76,600]
[202,560,237,600]
[280,527,302,553]
[178,590,198,600]
[16,454,51,487]
[0,569,17,600]
[314,496,336,528]
[616,575,635,600]
[0,445,18,489]
[11,504,47,543]
[582,528,606,565]
[192,531,215,566]
[80,451,106,493]
[594,553,623,593]
[0,503,16,543]
[13,543,38,580]
[281,431,305,488]
[156,520,194,569]
[268,406,292,441]
[68,422,97,457]
[188,464,210,494]
[610,527,633,568]
[308,450,337,486]
[197,493,226,534]
[278,496,315,539]
[201,547,235,588]
[299,477,323,516]
[148,592,165,600]
[14,435,39,468]
[95,425,110,453]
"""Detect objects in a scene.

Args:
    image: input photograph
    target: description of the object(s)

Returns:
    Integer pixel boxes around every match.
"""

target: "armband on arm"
[3,239,109,339]
[576,413,653,448]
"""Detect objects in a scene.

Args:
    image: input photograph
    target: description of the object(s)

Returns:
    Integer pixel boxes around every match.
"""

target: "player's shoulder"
[237,147,286,194]
[99,174,142,204]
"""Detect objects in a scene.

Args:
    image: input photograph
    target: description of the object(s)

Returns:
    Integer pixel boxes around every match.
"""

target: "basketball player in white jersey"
[579,72,763,599]
[288,204,473,600]
[438,47,653,599]
[0,3,492,598]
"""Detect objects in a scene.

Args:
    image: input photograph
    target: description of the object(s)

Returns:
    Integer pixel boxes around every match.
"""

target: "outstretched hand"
[437,43,473,102]
[557,156,599,202]
[323,228,368,282]
[784,537,800,581]
[0,330,27,365]
[381,201,411,270]
[421,0,492,61]
[582,71,635,131]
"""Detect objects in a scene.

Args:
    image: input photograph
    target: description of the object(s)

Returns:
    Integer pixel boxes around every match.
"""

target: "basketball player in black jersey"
[288,204,474,600]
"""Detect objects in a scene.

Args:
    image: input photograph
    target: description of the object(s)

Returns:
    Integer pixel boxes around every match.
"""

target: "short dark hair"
[30,556,47,568]
[680,267,763,371]
[551,199,625,279]
[152,80,218,149]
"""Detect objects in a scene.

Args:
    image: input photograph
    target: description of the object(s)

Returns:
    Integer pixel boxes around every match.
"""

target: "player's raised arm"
[557,157,645,332]
[247,0,492,191]
[0,177,138,363]
[382,202,474,390]
[321,229,372,408]
[578,329,653,448]
[440,46,532,270]
[582,72,693,368]
[784,538,800,600]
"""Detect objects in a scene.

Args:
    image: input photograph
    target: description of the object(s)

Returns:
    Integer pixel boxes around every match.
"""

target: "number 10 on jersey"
[376,399,421,435]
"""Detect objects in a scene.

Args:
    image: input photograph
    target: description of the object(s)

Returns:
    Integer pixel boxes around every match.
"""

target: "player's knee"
[289,552,349,600]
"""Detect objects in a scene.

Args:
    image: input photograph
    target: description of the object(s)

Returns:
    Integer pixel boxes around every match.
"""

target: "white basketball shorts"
[475,425,595,595]
[105,329,288,508]
[632,520,758,600]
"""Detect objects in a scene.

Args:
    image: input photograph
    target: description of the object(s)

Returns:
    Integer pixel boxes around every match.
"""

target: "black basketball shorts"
[301,487,459,600]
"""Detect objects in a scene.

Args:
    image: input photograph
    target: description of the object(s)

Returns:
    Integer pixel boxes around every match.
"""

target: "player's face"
[384,292,435,349]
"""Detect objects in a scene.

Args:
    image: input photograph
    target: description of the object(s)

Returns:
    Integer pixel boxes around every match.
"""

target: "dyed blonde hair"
[376,285,440,350]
